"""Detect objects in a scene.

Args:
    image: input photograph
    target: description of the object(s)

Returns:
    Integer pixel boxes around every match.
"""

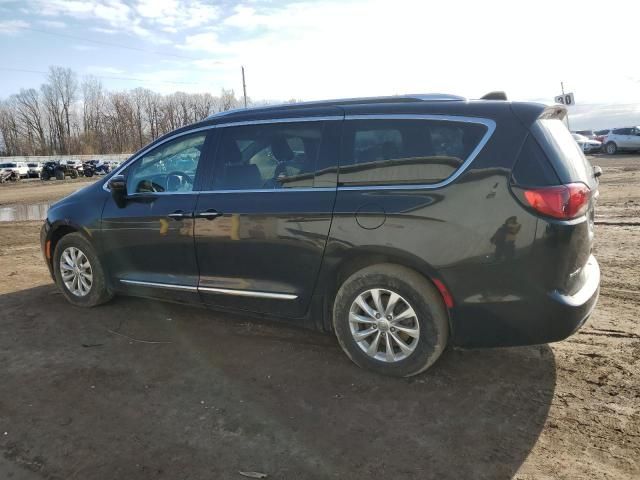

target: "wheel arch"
[47,222,93,266]
[318,246,454,333]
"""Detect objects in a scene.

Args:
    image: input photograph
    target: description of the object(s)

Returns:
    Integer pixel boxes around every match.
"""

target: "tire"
[70,170,78,179]
[333,264,449,377]
[41,171,50,181]
[605,142,617,155]
[84,170,94,178]
[53,232,113,307]
[55,169,65,181]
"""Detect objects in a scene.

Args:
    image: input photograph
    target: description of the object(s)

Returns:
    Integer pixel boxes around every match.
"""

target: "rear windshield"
[533,118,595,188]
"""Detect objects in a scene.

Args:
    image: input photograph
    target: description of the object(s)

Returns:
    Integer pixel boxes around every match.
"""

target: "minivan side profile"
[41,94,601,376]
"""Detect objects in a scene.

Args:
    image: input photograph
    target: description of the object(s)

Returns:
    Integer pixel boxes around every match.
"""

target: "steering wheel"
[165,171,194,191]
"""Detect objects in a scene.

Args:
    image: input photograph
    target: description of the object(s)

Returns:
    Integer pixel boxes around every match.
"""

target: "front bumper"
[451,255,600,347]
[40,221,55,280]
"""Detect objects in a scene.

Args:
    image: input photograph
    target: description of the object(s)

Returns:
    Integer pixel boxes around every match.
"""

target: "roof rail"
[205,93,467,120]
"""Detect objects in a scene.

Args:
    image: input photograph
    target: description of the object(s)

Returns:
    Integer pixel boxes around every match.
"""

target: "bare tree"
[0,66,247,157]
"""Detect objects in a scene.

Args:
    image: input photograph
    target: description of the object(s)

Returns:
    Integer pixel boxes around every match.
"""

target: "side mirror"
[108,174,127,208]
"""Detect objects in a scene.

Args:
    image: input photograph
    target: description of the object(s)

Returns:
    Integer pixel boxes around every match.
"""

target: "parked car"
[594,129,611,144]
[41,161,80,180]
[574,130,597,140]
[40,93,601,376]
[0,165,20,183]
[0,161,29,179]
[572,133,602,153]
[27,162,42,178]
[602,126,640,154]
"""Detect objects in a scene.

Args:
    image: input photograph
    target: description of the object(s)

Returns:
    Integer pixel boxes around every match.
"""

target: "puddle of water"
[0,202,51,222]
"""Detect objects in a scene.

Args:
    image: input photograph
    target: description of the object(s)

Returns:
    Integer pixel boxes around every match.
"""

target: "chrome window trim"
[119,279,297,300]
[103,116,343,192]
[105,113,495,194]
[337,114,496,191]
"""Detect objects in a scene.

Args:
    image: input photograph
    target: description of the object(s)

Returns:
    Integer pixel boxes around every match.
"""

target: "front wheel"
[605,142,617,155]
[53,233,113,307]
[55,169,65,181]
[333,264,449,377]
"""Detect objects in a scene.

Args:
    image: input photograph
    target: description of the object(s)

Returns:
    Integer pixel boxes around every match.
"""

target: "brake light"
[523,183,591,219]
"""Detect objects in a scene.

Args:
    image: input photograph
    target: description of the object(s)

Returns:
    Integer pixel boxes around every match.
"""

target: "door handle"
[167,210,192,220]
[195,209,223,220]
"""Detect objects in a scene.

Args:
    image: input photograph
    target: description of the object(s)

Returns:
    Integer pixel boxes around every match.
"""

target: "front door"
[100,130,212,302]
[194,117,341,317]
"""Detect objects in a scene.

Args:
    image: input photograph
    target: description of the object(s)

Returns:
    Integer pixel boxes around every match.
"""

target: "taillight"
[522,183,591,219]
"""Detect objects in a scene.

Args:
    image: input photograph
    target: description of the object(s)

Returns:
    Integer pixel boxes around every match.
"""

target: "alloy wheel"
[349,288,420,362]
[60,246,93,297]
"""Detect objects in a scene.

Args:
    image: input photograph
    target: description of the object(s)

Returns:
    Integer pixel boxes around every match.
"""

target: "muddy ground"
[0,156,638,479]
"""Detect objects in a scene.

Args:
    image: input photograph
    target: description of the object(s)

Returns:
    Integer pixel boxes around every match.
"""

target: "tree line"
[0,66,246,157]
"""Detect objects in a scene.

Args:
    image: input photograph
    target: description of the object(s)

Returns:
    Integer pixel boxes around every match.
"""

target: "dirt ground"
[0,156,638,479]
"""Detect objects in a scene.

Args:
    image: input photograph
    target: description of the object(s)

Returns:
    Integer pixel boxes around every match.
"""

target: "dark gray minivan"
[41,93,600,376]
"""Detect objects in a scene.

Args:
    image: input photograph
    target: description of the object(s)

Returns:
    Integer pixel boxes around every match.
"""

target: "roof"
[205,93,466,121]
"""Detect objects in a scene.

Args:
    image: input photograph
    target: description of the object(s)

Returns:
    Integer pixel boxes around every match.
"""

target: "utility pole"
[561,81,571,130]
[241,66,247,108]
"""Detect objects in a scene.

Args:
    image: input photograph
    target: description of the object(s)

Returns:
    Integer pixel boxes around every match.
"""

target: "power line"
[18,26,221,63]
[0,67,203,86]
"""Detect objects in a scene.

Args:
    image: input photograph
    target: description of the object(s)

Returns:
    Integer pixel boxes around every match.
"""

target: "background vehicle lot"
[0,156,638,479]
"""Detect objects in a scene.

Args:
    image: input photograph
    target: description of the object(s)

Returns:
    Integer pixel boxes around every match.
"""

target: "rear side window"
[613,128,632,135]
[213,122,324,190]
[339,119,487,186]
[511,135,560,186]
[532,118,595,188]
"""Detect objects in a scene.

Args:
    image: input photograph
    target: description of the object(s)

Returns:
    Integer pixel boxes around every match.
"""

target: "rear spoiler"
[510,102,567,128]
[538,105,568,121]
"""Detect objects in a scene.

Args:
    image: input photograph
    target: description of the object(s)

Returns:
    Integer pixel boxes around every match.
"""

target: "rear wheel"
[605,142,617,154]
[41,171,50,180]
[333,264,449,377]
[53,233,113,307]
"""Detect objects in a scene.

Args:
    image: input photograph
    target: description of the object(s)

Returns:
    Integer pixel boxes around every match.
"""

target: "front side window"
[126,133,206,194]
[213,122,324,190]
[339,119,488,186]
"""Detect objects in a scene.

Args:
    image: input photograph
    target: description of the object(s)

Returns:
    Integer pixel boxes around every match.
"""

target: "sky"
[0,0,639,129]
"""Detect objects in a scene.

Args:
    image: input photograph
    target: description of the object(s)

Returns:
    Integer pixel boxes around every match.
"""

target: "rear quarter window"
[532,118,595,188]
[339,119,488,186]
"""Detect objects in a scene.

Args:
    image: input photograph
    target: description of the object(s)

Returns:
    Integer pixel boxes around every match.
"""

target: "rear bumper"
[451,255,600,348]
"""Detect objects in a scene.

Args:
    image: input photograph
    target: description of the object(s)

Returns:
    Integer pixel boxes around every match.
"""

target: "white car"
[572,133,602,154]
[0,161,29,178]
[27,162,42,178]
[603,126,640,154]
